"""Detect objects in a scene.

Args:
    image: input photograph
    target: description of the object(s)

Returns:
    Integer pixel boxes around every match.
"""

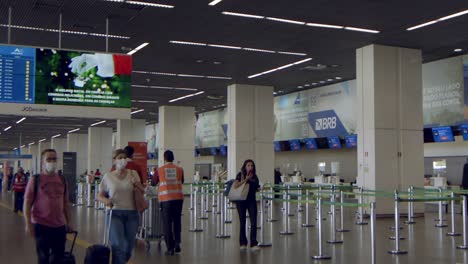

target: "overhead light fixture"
[4,126,11,131]
[132,84,198,91]
[169,91,205,103]
[28,142,35,146]
[0,24,129,39]
[319,81,325,84]
[127,42,149,55]
[131,109,145,114]
[248,58,312,79]
[407,9,468,31]
[90,120,106,127]
[20,145,26,148]
[38,138,46,142]
[68,128,80,133]
[306,22,343,29]
[266,17,305,25]
[133,70,232,80]
[178,74,205,78]
[312,83,318,85]
[221,11,264,19]
[208,0,223,6]
[51,134,61,139]
[344,27,380,34]
[205,76,232,80]
[304,84,310,87]
[335,77,342,80]
[327,79,334,81]
[135,100,159,103]
[297,86,304,89]
[103,0,174,8]
[13,147,18,150]
[170,40,307,56]
[16,117,26,124]
[454,48,463,52]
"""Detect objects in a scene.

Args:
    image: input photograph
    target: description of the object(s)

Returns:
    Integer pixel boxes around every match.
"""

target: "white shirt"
[99,169,140,210]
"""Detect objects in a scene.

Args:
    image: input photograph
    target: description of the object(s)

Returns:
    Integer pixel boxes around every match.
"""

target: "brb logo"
[308,110,347,137]
[315,117,337,131]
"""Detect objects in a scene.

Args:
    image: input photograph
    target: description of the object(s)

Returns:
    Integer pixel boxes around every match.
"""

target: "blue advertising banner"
[432,127,454,142]
[308,110,349,137]
[345,134,357,148]
[327,136,342,149]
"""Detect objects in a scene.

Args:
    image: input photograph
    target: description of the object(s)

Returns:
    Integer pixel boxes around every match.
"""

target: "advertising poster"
[274,91,309,140]
[128,142,148,184]
[35,48,132,108]
[195,108,227,148]
[146,123,159,157]
[423,56,464,126]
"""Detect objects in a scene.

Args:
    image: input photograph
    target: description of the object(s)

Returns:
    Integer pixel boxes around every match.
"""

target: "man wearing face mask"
[23,149,73,264]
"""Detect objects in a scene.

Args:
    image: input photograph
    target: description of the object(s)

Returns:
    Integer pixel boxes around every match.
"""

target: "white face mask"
[44,162,57,174]
[115,159,128,170]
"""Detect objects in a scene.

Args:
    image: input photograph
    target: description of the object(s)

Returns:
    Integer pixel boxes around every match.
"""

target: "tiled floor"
[1,191,468,264]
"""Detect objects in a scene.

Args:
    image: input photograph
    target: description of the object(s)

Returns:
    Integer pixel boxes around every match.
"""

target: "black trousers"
[236,200,258,247]
[160,200,183,250]
[14,191,24,212]
[34,224,66,264]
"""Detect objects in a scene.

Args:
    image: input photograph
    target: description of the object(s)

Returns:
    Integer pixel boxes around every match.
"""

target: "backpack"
[32,173,67,205]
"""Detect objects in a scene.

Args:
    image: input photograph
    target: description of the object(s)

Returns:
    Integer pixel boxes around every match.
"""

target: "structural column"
[26,144,38,174]
[356,44,423,215]
[51,138,67,171]
[88,127,113,174]
[227,84,274,184]
[67,133,88,177]
[158,106,195,182]
[115,119,146,149]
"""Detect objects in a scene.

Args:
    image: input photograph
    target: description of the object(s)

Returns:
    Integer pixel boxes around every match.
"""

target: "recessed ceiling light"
[208,44,242,50]
[136,100,159,104]
[327,79,333,81]
[196,59,204,63]
[4,126,11,131]
[131,109,145,115]
[133,70,231,80]
[306,22,343,29]
[28,142,35,146]
[312,83,318,85]
[68,128,80,133]
[266,17,306,25]
[304,84,310,87]
[297,86,304,89]
[103,0,174,8]
[213,61,222,65]
[0,24,129,39]
[169,91,205,103]
[127,42,149,55]
[407,9,468,31]
[132,84,198,91]
[90,120,106,127]
[16,117,26,124]
[208,0,223,6]
[38,138,46,142]
[221,11,265,19]
[320,81,325,84]
[344,27,379,34]
[248,58,312,78]
[51,134,61,139]
[20,145,26,148]
[454,48,463,52]
[335,77,342,80]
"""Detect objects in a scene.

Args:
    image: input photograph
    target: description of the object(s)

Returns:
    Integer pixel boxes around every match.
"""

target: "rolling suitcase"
[58,231,78,264]
[84,209,112,264]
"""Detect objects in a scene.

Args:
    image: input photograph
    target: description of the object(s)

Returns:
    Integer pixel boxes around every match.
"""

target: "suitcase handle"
[67,230,78,254]
[103,208,113,246]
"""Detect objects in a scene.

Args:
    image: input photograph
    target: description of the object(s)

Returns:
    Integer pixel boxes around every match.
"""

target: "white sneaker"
[240,245,247,250]
[251,246,260,251]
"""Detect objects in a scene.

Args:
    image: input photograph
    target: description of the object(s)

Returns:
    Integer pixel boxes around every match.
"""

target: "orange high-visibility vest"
[158,163,184,202]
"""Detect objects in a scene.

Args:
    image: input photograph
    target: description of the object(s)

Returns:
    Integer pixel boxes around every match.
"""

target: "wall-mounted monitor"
[219,145,227,156]
[304,138,318,150]
[315,137,329,149]
[345,134,357,148]
[288,139,301,151]
[209,147,218,156]
[274,141,291,152]
[461,124,468,141]
[327,136,342,149]
[432,126,454,142]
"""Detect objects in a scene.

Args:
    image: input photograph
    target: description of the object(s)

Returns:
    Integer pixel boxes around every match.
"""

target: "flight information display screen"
[0,45,35,103]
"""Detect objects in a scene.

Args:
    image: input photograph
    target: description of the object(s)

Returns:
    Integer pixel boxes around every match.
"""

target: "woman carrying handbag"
[232,159,261,251]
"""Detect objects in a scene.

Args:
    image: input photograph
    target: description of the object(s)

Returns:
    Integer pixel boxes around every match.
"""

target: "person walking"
[13,166,27,213]
[233,159,261,251]
[23,149,73,264]
[97,149,144,264]
[156,150,184,256]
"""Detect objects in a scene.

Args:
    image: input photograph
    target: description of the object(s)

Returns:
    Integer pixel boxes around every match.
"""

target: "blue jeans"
[109,210,139,264]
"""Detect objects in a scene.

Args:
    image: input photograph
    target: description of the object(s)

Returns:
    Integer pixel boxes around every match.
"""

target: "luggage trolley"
[137,192,164,251]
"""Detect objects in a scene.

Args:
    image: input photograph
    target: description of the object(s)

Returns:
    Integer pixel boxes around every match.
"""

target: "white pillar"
[88,127,113,174]
[28,145,38,174]
[37,141,51,173]
[158,106,195,182]
[68,133,89,177]
[227,84,274,184]
[51,138,67,171]
[356,44,424,214]
[116,119,146,149]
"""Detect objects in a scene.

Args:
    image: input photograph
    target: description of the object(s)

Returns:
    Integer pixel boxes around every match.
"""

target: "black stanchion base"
[216,235,231,239]
[355,222,368,225]
[302,223,314,227]
[258,243,272,247]
[205,210,212,213]
[279,231,294,235]
[447,232,461,236]
[405,221,416,225]
[312,255,331,260]
[336,229,350,232]
[267,219,278,222]
[390,226,404,230]
[224,220,233,224]
[389,236,405,240]
[388,250,407,254]
[435,224,448,228]
[189,229,203,232]
[327,240,343,244]
[456,245,468,249]
[288,214,295,217]
[199,217,209,220]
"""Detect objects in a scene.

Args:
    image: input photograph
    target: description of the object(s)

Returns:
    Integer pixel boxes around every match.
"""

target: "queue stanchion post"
[287,185,294,217]
[267,186,277,222]
[224,197,233,224]
[457,195,468,249]
[189,183,194,210]
[297,185,303,213]
[205,184,212,213]
[94,182,100,209]
[337,190,350,232]
[189,186,203,232]
[216,193,230,239]
[405,186,416,225]
[312,197,331,260]
[447,192,461,236]
[279,190,294,235]
[370,202,376,264]
[77,182,83,206]
[301,189,314,227]
[87,182,94,208]
[216,184,221,215]
[388,190,407,254]
[200,185,209,220]
[356,187,367,225]
[211,182,217,210]
[435,187,448,228]
[258,193,272,247]
[327,185,343,244]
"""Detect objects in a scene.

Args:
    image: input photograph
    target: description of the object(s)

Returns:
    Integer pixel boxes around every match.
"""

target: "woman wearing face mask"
[97,149,144,264]
[233,159,261,251]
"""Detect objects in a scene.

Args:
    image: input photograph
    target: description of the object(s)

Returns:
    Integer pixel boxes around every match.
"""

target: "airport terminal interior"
[1,1,468,263]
